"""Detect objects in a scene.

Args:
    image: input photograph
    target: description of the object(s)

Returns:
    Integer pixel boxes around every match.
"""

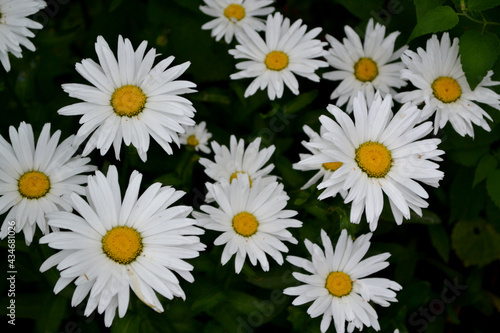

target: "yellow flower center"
[18,171,51,199]
[432,76,462,103]
[232,212,259,237]
[111,85,147,117]
[102,226,143,265]
[355,141,392,178]
[265,51,289,71]
[354,57,378,82]
[325,271,353,297]
[322,162,343,172]
[187,135,199,147]
[224,4,245,21]
[230,171,253,187]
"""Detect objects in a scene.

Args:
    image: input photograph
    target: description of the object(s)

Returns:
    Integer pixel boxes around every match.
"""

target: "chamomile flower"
[323,18,407,113]
[0,0,46,72]
[293,125,346,197]
[0,122,95,245]
[193,175,301,273]
[58,35,197,162]
[284,229,402,333]
[199,135,277,187]
[179,121,212,154]
[39,166,205,327]
[229,12,328,100]
[200,0,274,44]
[300,93,444,230]
[396,32,500,137]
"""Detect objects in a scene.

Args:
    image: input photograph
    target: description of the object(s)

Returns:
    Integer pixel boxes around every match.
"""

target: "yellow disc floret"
[325,271,353,297]
[354,57,379,82]
[355,141,392,178]
[111,85,147,117]
[224,4,245,21]
[432,76,462,103]
[18,171,51,199]
[232,212,259,237]
[187,135,199,147]
[322,162,343,172]
[265,51,289,71]
[230,171,252,187]
[102,226,143,265]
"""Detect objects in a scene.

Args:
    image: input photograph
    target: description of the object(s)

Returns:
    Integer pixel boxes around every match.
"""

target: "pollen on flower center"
[232,212,259,237]
[224,4,246,21]
[322,162,343,172]
[230,171,253,187]
[18,171,51,199]
[355,141,392,178]
[326,271,353,297]
[187,135,199,147]
[432,76,462,103]
[354,57,379,82]
[265,51,289,71]
[111,85,147,117]
[102,226,143,265]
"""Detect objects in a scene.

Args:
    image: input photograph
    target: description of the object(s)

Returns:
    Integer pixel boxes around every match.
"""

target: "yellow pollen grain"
[265,51,289,71]
[354,57,378,82]
[322,162,343,172]
[18,171,51,199]
[224,4,245,21]
[102,226,143,265]
[232,212,259,237]
[432,76,462,103]
[187,135,199,147]
[325,271,353,297]
[230,171,253,187]
[355,141,392,178]
[111,85,147,117]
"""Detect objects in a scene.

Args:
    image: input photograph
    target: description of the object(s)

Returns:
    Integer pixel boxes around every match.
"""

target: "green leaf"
[451,219,500,266]
[467,0,500,11]
[473,154,498,187]
[428,224,450,262]
[408,6,459,42]
[404,209,442,224]
[334,0,385,19]
[111,315,143,333]
[283,90,318,114]
[460,30,499,89]
[109,0,123,11]
[414,0,445,21]
[487,169,500,208]
[34,292,68,333]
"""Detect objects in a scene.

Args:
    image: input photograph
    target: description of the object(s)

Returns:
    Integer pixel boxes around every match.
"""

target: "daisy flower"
[299,93,444,230]
[199,135,276,186]
[58,35,197,162]
[39,166,206,327]
[293,125,346,197]
[284,229,402,333]
[193,175,302,273]
[0,122,95,245]
[179,121,212,154]
[0,0,46,72]
[229,12,328,100]
[323,18,407,113]
[200,0,274,44]
[396,32,500,137]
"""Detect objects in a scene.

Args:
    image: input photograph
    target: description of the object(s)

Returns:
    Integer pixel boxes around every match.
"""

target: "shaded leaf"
[486,169,500,209]
[408,6,459,42]
[473,154,497,187]
[414,0,445,20]
[460,30,499,89]
[467,0,500,11]
[428,224,450,262]
[451,219,500,266]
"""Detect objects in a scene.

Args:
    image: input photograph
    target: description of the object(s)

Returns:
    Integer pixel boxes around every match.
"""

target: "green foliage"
[408,6,459,42]
[451,219,500,266]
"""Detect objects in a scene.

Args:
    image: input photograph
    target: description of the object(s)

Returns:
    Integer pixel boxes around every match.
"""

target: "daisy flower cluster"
[194,135,302,273]
[1,0,500,331]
